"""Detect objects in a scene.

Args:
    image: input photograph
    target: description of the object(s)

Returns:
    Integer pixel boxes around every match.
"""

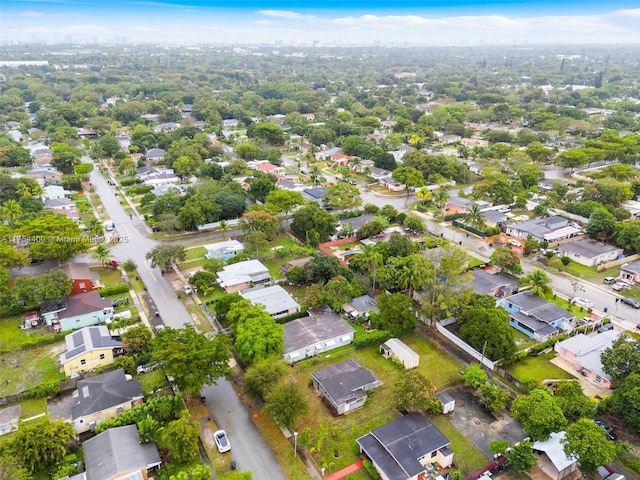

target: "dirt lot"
[444,386,527,459]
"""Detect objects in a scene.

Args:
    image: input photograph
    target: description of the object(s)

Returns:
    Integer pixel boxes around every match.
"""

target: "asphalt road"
[88,161,287,480]
[203,379,287,480]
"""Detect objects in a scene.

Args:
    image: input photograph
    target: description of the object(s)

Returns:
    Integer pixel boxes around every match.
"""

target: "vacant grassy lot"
[0,341,65,396]
[0,316,61,352]
[507,352,574,385]
[279,334,466,475]
[20,397,47,419]
[185,246,207,261]
[91,266,123,286]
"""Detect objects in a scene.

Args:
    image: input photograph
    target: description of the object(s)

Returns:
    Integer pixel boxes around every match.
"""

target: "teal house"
[41,291,114,332]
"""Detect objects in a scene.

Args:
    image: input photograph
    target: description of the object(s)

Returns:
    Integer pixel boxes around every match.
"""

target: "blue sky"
[1,0,640,45]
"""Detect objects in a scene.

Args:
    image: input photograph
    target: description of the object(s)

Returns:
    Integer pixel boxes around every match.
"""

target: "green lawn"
[20,398,47,419]
[511,329,537,352]
[506,352,574,385]
[279,334,468,474]
[91,266,123,286]
[0,316,61,352]
[185,302,214,333]
[137,370,170,395]
[430,415,488,474]
[0,342,65,396]
[185,246,206,261]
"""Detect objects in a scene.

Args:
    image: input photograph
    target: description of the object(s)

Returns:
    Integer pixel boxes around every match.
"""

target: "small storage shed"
[380,338,420,369]
[435,391,456,414]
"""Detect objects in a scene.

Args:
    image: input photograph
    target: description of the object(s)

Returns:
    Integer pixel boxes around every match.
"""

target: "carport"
[533,432,579,480]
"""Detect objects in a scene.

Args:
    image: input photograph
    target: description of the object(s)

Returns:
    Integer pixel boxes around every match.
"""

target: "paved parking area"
[444,386,527,459]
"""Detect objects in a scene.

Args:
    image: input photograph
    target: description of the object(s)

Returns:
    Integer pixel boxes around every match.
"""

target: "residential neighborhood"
[1,39,640,480]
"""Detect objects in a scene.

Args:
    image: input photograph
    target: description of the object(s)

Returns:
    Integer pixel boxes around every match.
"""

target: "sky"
[1,0,640,46]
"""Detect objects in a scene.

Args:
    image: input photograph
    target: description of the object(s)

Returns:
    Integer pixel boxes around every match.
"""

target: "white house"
[239,285,300,318]
[380,338,420,369]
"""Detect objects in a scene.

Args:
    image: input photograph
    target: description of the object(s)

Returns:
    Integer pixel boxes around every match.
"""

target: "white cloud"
[257,10,317,21]
[611,8,640,17]
[18,11,46,17]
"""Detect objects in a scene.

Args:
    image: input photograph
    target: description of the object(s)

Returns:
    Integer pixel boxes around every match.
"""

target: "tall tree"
[519,268,551,297]
[91,244,112,267]
[511,388,567,440]
[152,325,230,395]
[162,410,200,463]
[417,245,472,325]
[562,418,617,478]
[490,247,522,274]
[324,183,362,210]
[463,203,486,231]
[18,213,91,262]
[243,357,288,401]
[459,307,517,361]
[601,334,640,385]
[228,303,285,365]
[394,370,441,414]
[553,380,597,422]
[290,203,337,246]
[3,419,74,473]
[240,210,279,240]
[392,166,425,205]
[12,270,72,306]
[506,440,538,473]
[374,293,417,336]
[146,245,186,272]
[265,382,309,429]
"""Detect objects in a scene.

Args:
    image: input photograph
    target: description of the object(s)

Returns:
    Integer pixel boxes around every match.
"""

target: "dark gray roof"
[357,413,450,480]
[71,369,142,419]
[510,311,559,337]
[145,148,165,158]
[83,424,161,480]
[311,358,381,407]
[620,261,640,274]
[505,291,573,324]
[558,239,621,258]
[302,187,329,201]
[339,215,375,230]
[482,210,506,223]
[283,306,354,354]
[435,391,455,405]
[347,295,378,314]
[446,197,472,208]
[471,270,519,296]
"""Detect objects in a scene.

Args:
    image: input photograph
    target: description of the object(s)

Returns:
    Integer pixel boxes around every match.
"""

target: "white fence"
[436,319,496,370]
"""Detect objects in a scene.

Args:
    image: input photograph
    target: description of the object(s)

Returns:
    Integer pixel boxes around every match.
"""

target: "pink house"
[554,330,619,389]
[330,153,351,166]
[255,162,286,177]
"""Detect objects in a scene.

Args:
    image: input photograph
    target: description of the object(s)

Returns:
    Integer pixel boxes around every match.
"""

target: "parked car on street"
[572,297,594,309]
[214,430,231,453]
[620,297,640,309]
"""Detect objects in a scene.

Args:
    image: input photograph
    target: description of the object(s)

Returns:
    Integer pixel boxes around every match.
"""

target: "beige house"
[71,369,143,433]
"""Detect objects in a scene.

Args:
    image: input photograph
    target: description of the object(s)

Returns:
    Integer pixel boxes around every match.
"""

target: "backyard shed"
[435,391,456,414]
[380,338,419,369]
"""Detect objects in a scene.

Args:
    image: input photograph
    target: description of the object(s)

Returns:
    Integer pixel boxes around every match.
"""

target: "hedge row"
[354,330,392,349]
[99,284,130,297]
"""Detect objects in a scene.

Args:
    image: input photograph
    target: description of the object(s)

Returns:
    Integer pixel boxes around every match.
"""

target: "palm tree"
[520,268,552,298]
[309,165,324,186]
[463,204,486,231]
[16,183,31,197]
[91,244,112,267]
[87,216,104,237]
[0,200,23,224]
[347,157,362,173]
[360,244,383,294]
[433,188,450,209]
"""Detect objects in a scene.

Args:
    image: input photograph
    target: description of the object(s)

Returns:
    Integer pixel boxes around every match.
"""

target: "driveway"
[444,386,527,459]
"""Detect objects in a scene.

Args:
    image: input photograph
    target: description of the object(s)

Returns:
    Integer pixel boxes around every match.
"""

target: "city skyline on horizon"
[1,0,640,46]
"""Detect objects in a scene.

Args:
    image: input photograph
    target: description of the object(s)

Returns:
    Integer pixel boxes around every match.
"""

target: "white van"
[104,220,115,232]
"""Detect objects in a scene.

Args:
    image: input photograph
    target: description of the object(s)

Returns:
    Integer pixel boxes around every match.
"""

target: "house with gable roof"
[498,291,575,341]
[357,412,454,480]
[71,369,143,433]
[310,358,382,415]
[75,424,161,480]
[59,325,124,377]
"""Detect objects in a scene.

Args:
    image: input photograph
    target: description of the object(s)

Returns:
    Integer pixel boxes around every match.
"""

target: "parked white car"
[214,430,231,453]
[612,282,631,291]
[572,297,593,309]
[508,239,522,248]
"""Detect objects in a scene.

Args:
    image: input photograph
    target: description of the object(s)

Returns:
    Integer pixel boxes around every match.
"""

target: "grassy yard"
[430,415,488,474]
[278,334,468,475]
[546,295,592,320]
[185,246,207,261]
[506,352,574,385]
[185,302,214,333]
[91,266,123,286]
[0,315,61,352]
[20,397,47,419]
[137,370,170,395]
[511,329,537,352]
[0,341,65,396]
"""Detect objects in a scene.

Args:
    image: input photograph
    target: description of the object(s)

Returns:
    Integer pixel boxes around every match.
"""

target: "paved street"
[88,162,287,480]
[203,379,287,480]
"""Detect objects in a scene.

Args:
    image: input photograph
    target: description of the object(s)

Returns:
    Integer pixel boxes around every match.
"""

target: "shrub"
[120,177,142,186]
[353,330,392,349]
[27,380,60,399]
[127,185,154,195]
[561,256,571,265]
[98,284,130,297]
[363,459,381,480]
